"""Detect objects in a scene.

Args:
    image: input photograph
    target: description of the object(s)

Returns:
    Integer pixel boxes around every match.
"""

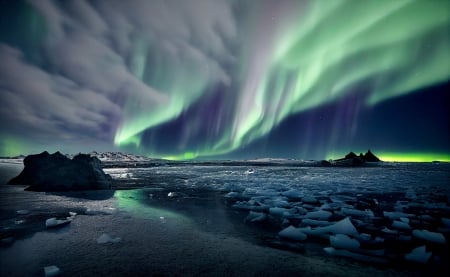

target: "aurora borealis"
[0,0,449,161]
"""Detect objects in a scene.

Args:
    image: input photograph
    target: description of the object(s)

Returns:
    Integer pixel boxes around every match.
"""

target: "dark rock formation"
[332,150,381,166]
[362,150,381,162]
[8,151,112,191]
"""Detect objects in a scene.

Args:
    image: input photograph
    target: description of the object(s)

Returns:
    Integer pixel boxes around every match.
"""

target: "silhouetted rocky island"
[322,150,381,167]
[8,151,112,191]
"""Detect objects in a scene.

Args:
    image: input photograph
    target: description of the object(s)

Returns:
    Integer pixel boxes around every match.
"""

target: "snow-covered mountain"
[66,151,153,162]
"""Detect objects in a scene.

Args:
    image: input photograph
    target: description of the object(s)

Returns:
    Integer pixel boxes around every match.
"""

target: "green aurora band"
[113,0,450,160]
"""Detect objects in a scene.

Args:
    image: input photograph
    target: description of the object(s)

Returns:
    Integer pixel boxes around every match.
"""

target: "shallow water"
[0,161,449,276]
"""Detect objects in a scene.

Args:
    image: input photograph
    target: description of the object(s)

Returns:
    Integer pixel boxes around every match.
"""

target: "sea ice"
[45,218,71,228]
[412,229,446,244]
[383,211,414,219]
[245,211,267,223]
[391,220,411,230]
[330,234,360,250]
[301,219,332,227]
[381,227,398,235]
[342,208,374,218]
[302,196,318,204]
[97,233,122,244]
[404,245,431,264]
[278,226,307,241]
[44,265,61,277]
[299,217,359,238]
[441,218,450,227]
[269,207,294,217]
[16,210,30,215]
[324,247,388,264]
[304,210,332,220]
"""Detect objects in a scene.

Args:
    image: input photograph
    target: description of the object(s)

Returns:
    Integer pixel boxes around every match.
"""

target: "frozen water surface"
[1,161,449,276]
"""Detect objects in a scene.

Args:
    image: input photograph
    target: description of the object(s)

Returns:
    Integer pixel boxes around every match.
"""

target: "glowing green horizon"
[378,152,450,162]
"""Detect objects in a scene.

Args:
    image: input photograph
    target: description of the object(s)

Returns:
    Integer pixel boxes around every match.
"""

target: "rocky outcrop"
[8,151,112,191]
[332,150,381,166]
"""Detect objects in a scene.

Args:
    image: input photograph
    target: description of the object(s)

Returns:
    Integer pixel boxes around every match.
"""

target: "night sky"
[0,0,449,161]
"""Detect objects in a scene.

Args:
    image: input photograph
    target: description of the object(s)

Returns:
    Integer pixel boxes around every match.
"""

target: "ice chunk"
[44,265,61,277]
[45,218,71,228]
[419,215,434,221]
[97,233,121,244]
[301,219,332,227]
[304,210,332,220]
[16,210,30,215]
[412,229,446,244]
[399,217,409,223]
[392,220,411,230]
[381,227,398,235]
[281,189,303,200]
[441,218,450,227]
[383,211,414,219]
[300,217,358,238]
[245,211,267,223]
[302,196,318,204]
[404,245,431,264]
[330,234,360,250]
[342,208,374,218]
[324,247,388,264]
[269,207,294,217]
[278,226,307,241]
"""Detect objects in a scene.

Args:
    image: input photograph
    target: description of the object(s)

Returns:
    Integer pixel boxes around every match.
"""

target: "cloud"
[1,0,237,153]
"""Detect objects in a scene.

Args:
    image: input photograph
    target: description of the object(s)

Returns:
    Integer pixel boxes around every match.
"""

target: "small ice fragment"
[342,208,374,218]
[302,196,318,204]
[245,169,254,174]
[245,211,267,223]
[442,218,450,227]
[392,220,411,230]
[399,217,409,223]
[330,234,360,250]
[404,245,431,264]
[45,218,70,228]
[383,211,414,219]
[278,226,307,241]
[324,247,388,264]
[69,212,77,217]
[299,217,359,238]
[304,210,332,220]
[44,265,61,277]
[381,227,398,234]
[358,233,371,241]
[301,219,332,227]
[269,207,292,217]
[16,210,29,215]
[168,192,176,197]
[97,233,121,244]
[419,215,434,221]
[412,229,446,244]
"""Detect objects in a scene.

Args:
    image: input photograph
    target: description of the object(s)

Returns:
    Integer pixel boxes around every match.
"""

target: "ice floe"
[304,210,332,220]
[324,247,388,264]
[45,218,71,228]
[44,265,61,277]
[245,211,267,223]
[278,226,307,241]
[330,234,360,250]
[97,233,121,244]
[412,229,446,244]
[404,245,431,264]
[16,210,30,215]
